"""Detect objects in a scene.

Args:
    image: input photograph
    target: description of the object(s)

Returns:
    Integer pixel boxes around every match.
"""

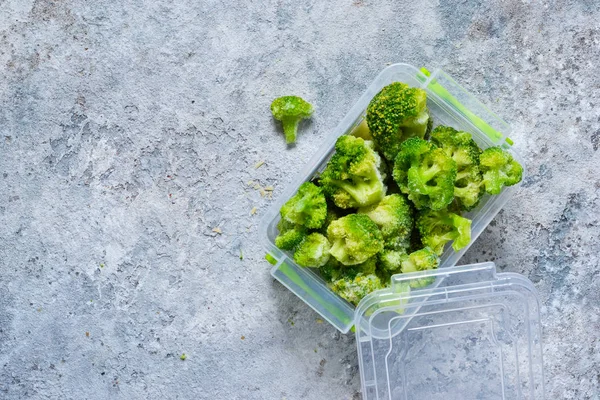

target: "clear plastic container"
[260,63,525,333]
[355,262,545,399]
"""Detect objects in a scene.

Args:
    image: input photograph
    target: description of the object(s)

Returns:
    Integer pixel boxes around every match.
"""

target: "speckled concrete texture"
[0,0,598,399]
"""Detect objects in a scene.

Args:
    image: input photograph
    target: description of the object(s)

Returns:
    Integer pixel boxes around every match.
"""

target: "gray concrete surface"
[0,0,599,399]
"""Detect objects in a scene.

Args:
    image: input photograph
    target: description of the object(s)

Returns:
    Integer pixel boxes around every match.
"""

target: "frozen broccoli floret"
[393,138,457,210]
[479,146,523,194]
[270,96,313,144]
[280,182,327,229]
[327,214,384,265]
[293,233,331,268]
[319,257,342,281]
[350,119,373,141]
[275,219,307,250]
[417,209,472,255]
[378,248,407,274]
[400,247,440,288]
[366,82,431,161]
[431,126,484,210]
[353,256,377,275]
[359,194,413,250]
[319,135,387,209]
[318,201,343,235]
[330,273,384,305]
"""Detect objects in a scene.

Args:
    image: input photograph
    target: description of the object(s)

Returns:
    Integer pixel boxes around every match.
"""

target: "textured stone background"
[0,0,599,399]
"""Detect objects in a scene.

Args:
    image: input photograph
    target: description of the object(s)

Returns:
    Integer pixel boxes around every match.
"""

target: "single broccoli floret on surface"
[400,247,440,288]
[431,126,484,210]
[378,248,407,274]
[319,135,387,209]
[327,214,384,265]
[366,82,431,161]
[280,182,327,229]
[393,138,457,210]
[417,209,472,255]
[270,96,313,144]
[293,233,331,268]
[479,146,523,194]
[330,273,384,305]
[275,219,307,250]
[358,194,413,250]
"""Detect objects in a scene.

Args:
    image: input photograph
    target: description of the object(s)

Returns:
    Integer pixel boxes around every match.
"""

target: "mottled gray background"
[0,0,598,399]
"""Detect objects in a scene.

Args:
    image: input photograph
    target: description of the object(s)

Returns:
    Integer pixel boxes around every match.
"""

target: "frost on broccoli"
[479,146,523,195]
[393,138,457,211]
[319,135,387,209]
[270,96,313,144]
[275,219,307,250]
[378,249,407,274]
[293,233,331,268]
[400,247,440,288]
[327,214,384,265]
[330,273,384,306]
[280,182,327,229]
[417,209,472,255]
[359,194,413,250]
[366,82,431,161]
[431,125,484,210]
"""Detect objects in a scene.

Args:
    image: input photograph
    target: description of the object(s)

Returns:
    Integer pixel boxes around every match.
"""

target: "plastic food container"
[355,262,544,399]
[260,63,526,333]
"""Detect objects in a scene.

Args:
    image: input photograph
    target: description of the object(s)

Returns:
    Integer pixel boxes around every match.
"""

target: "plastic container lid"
[355,262,545,399]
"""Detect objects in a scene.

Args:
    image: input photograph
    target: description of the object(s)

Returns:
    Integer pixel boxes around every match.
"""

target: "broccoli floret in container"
[358,194,413,250]
[431,125,484,210]
[393,138,457,211]
[330,273,384,306]
[400,247,440,288]
[417,209,472,255]
[280,182,327,229]
[274,220,307,250]
[480,146,523,194]
[327,214,384,266]
[270,96,313,144]
[293,233,331,268]
[378,248,407,274]
[319,136,387,209]
[366,82,431,161]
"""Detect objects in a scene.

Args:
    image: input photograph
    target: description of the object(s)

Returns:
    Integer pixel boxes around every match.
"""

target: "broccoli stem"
[282,119,299,144]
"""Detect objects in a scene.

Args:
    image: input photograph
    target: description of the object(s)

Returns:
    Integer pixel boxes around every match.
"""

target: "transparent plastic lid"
[354,263,545,400]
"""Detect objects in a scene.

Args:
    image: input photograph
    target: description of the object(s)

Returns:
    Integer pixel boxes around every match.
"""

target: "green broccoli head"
[330,273,384,306]
[366,82,431,161]
[430,126,485,210]
[270,96,313,144]
[417,209,472,255]
[318,201,343,235]
[454,166,485,211]
[280,182,327,229]
[400,247,440,288]
[293,233,331,268]
[358,194,413,250]
[318,257,341,281]
[275,219,307,250]
[378,248,407,273]
[327,214,384,265]
[479,146,523,194]
[319,135,387,209]
[393,138,457,211]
